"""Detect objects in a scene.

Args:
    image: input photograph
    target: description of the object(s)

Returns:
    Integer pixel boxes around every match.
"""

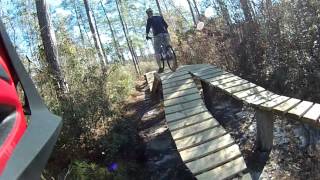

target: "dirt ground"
[122,78,194,180]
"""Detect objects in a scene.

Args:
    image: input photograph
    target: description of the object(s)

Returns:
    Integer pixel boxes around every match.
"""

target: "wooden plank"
[242,91,277,105]
[180,134,234,163]
[239,173,252,180]
[250,94,280,106]
[165,99,204,115]
[186,144,242,175]
[232,86,266,99]
[260,96,290,110]
[161,70,189,80]
[163,82,196,94]
[224,83,257,94]
[179,64,205,70]
[216,79,248,89]
[164,87,199,100]
[197,71,229,81]
[145,71,156,90]
[287,101,314,118]
[160,69,172,75]
[273,98,301,113]
[195,157,247,180]
[210,76,242,86]
[166,105,207,122]
[203,72,232,82]
[303,103,320,123]
[176,126,227,151]
[164,93,201,107]
[145,71,156,82]
[184,64,213,73]
[162,78,194,89]
[172,119,220,140]
[168,111,213,131]
[192,67,222,77]
[162,73,191,84]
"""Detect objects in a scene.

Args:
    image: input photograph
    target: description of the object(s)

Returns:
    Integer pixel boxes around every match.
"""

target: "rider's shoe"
[158,68,164,73]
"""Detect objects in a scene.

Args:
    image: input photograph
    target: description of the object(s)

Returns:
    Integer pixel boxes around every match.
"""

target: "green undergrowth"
[38,61,156,179]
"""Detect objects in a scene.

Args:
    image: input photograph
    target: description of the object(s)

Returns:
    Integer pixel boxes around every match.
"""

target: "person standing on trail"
[145,8,170,73]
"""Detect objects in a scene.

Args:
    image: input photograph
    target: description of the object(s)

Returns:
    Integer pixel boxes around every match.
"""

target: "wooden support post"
[255,108,274,152]
[201,80,215,111]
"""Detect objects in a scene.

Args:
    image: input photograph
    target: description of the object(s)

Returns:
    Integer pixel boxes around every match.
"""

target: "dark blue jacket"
[146,16,168,36]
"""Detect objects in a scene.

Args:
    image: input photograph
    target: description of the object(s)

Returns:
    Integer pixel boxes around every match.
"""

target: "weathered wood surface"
[224,83,256,94]
[195,157,247,180]
[164,99,204,115]
[164,87,199,99]
[162,73,192,84]
[287,101,314,118]
[162,78,194,89]
[186,144,242,175]
[144,71,156,90]
[232,86,266,99]
[168,111,213,131]
[164,93,202,107]
[171,118,219,140]
[165,105,207,122]
[242,91,278,105]
[204,73,233,82]
[163,82,196,94]
[186,64,320,128]
[175,126,227,151]
[303,103,320,124]
[144,68,251,180]
[273,98,301,113]
[179,134,235,163]
[144,63,320,180]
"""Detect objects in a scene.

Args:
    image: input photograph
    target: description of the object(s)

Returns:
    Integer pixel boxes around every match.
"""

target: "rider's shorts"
[153,33,171,55]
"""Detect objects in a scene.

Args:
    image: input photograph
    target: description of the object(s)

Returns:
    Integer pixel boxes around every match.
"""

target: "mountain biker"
[145,8,170,73]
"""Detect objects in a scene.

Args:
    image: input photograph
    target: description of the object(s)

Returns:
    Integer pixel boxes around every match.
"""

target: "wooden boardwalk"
[145,69,251,180]
[145,64,320,179]
[182,64,320,127]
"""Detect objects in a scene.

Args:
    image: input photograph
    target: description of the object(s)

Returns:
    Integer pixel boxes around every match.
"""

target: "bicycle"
[147,36,178,72]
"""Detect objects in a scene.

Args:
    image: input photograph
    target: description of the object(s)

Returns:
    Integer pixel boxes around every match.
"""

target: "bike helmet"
[146,8,153,14]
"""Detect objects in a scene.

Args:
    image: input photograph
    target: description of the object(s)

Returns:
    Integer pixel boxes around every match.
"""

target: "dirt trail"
[125,78,193,180]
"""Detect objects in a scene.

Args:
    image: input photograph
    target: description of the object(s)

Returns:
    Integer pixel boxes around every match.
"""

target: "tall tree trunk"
[83,0,106,72]
[163,0,169,13]
[239,0,263,74]
[240,0,253,22]
[91,6,108,64]
[186,0,197,26]
[155,0,163,16]
[100,0,124,63]
[192,0,200,18]
[72,0,85,45]
[216,0,232,27]
[75,1,94,48]
[35,0,67,99]
[115,0,140,74]
[167,0,189,23]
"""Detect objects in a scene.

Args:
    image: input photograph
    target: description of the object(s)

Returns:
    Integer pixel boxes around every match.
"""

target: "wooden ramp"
[145,63,320,179]
[181,64,320,127]
[145,70,251,180]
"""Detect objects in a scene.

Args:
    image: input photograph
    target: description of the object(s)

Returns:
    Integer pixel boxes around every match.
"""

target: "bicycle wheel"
[166,46,177,72]
[160,52,165,71]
